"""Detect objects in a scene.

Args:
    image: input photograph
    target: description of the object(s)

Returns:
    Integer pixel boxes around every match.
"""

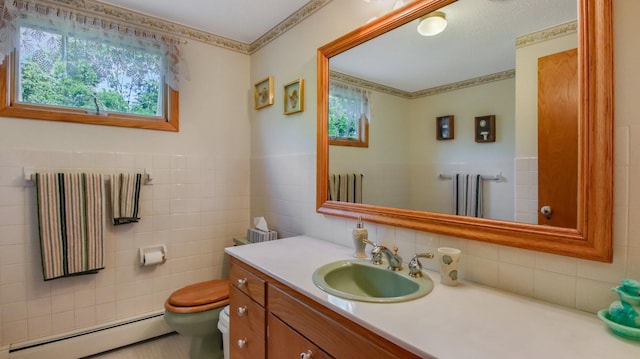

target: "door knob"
[540,205,553,219]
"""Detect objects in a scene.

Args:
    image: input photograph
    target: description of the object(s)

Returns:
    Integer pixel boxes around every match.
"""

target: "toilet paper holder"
[139,244,167,266]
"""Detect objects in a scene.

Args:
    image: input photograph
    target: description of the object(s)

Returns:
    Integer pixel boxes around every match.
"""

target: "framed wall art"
[436,115,454,140]
[254,76,274,110]
[475,115,496,143]
[284,79,304,115]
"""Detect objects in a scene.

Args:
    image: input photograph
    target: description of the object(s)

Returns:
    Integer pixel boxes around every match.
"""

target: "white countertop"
[225,236,640,358]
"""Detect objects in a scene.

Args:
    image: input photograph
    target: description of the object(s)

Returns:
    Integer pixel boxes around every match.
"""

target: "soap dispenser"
[352,216,368,259]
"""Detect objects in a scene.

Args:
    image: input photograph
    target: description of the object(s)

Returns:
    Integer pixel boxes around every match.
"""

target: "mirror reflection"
[327,0,577,228]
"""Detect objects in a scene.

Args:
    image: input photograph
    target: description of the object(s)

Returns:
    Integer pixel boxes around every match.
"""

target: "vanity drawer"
[230,286,266,359]
[230,258,266,306]
[268,284,421,359]
[267,313,331,359]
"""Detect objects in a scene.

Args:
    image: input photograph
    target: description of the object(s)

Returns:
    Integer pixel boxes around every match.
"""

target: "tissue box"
[247,228,278,243]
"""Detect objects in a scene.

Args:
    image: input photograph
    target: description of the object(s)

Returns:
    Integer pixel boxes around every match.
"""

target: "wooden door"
[538,48,578,228]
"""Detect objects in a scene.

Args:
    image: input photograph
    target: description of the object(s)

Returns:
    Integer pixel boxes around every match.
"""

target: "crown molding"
[249,0,332,53]
[411,69,515,98]
[330,69,516,99]
[43,0,332,54]
[516,20,577,48]
[329,70,413,98]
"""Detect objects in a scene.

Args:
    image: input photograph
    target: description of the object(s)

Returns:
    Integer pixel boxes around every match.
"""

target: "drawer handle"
[237,277,248,287]
[237,305,247,316]
[237,338,247,348]
[300,350,313,359]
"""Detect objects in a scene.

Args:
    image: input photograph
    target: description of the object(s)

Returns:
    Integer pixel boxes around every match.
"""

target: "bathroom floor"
[83,333,190,358]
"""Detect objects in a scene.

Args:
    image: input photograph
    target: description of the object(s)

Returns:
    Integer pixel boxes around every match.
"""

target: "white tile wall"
[514,157,538,224]
[0,148,249,346]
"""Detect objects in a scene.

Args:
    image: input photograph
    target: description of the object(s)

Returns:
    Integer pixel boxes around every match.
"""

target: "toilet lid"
[168,279,229,307]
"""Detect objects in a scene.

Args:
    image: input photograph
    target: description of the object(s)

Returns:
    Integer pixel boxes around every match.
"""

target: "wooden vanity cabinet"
[268,284,421,358]
[229,257,422,359]
[229,259,266,359]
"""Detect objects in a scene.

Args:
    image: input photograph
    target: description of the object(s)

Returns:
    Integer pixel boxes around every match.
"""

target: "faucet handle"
[362,238,383,265]
[362,238,376,247]
[408,252,434,278]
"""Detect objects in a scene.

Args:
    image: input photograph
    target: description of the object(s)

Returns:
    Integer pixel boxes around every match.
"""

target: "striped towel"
[36,173,105,281]
[111,173,142,225]
[453,173,484,218]
[339,173,348,202]
[347,173,363,204]
[328,173,338,201]
[329,173,363,203]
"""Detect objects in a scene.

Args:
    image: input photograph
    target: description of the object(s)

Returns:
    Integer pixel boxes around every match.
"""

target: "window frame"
[327,80,370,148]
[0,49,179,131]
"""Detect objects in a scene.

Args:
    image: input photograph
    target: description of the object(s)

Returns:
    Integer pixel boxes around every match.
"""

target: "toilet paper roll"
[143,251,164,266]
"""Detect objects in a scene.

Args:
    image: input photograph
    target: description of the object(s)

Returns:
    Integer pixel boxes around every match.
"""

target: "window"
[0,1,180,131]
[328,81,369,147]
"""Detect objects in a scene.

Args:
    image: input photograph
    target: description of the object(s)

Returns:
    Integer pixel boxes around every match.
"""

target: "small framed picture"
[284,79,304,115]
[254,76,274,110]
[475,115,496,143]
[436,115,454,140]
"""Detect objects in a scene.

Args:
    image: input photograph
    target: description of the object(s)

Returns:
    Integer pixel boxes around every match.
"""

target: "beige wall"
[250,0,638,316]
[0,40,251,345]
[327,77,515,218]
[408,78,515,219]
[329,90,412,208]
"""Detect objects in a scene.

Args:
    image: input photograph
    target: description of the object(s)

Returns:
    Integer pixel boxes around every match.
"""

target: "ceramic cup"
[438,247,461,286]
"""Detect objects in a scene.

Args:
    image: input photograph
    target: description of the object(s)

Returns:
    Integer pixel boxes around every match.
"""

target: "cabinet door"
[268,313,332,359]
[230,286,265,359]
[268,284,421,358]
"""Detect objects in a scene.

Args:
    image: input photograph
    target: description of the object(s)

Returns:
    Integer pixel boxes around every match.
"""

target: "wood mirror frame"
[316,0,613,262]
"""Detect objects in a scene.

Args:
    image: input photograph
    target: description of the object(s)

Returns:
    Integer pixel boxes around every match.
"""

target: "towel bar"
[438,173,501,182]
[23,166,153,184]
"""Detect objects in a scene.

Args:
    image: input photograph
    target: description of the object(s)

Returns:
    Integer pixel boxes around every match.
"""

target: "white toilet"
[217,305,231,359]
[164,279,230,359]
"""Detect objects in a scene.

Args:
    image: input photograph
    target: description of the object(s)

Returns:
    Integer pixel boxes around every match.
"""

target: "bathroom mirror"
[327,0,578,227]
[317,0,613,261]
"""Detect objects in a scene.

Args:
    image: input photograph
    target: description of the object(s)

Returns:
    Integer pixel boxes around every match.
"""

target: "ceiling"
[331,0,578,93]
[95,0,578,93]
[96,0,315,44]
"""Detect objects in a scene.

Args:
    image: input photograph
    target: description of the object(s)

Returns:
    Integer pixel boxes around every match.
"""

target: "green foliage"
[18,26,162,117]
[21,61,56,104]
[328,94,358,139]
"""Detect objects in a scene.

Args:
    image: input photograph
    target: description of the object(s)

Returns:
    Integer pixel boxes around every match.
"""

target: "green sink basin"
[312,260,433,303]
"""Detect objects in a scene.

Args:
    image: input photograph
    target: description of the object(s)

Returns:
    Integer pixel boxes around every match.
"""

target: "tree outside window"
[328,81,369,147]
[18,25,163,117]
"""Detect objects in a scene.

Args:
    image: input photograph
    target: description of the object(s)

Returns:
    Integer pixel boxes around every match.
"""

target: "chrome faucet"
[362,238,382,264]
[407,252,435,278]
[362,239,403,271]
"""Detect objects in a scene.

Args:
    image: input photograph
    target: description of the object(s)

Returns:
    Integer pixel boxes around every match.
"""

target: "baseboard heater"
[6,310,173,359]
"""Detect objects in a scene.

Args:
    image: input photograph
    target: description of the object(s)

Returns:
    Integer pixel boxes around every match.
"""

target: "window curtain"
[0,0,185,89]
[329,80,371,135]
